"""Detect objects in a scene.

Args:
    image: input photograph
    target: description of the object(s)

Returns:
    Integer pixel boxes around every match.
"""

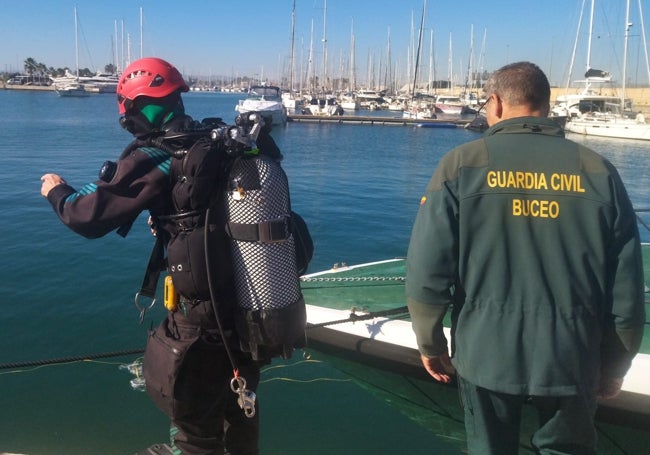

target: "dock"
[287,113,471,128]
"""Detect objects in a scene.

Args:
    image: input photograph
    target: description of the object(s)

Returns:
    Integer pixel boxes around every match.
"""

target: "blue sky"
[2,0,648,88]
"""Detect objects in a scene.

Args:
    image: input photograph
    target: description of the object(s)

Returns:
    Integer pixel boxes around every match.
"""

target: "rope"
[0,348,144,370]
[307,305,410,328]
[301,275,405,283]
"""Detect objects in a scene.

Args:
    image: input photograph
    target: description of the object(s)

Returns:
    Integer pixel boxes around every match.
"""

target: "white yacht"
[355,89,386,109]
[51,70,119,94]
[338,92,360,111]
[433,95,471,115]
[235,85,288,125]
[302,95,344,116]
[55,82,89,97]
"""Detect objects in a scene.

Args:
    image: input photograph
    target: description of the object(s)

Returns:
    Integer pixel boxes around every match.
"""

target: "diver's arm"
[42,149,171,239]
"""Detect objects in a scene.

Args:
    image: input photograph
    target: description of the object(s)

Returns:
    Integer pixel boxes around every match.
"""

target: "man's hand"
[421,352,456,384]
[598,377,624,399]
[40,173,66,197]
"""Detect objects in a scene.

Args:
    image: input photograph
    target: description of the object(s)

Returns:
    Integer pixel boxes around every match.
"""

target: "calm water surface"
[1,90,648,454]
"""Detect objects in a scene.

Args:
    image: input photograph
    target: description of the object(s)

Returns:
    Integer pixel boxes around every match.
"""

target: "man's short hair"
[483,62,550,111]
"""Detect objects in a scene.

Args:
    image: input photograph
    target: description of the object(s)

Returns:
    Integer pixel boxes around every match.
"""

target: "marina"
[0,90,649,454]
[287,113,467,127]
[3,0,650,452]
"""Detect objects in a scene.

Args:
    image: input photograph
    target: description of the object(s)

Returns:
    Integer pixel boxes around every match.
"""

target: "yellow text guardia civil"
[486,171,586,193]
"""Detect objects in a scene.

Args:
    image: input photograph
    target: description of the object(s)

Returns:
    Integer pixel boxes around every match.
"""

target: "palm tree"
[23,57,37,77]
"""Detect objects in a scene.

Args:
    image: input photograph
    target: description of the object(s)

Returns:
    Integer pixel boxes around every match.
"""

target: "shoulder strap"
[139,234,166,299]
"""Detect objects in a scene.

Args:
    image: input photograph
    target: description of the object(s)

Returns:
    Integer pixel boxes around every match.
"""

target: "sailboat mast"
[114,20,119,73]
[140,7,144,59]
[466,24,474,93]
[321,0,328,92]
[428,29,433,94]
[385,26,391,93]
[622,0,631,109]
[74,7,80,80]
[587,0,594,71]
[290,0,296,92]
[411,0,427,98]
[565,0,586,92]
[350,19,356,90]
[448,33,453,93]
[408,11,414,93]
[638,0,650,86]
[308,18,314,93]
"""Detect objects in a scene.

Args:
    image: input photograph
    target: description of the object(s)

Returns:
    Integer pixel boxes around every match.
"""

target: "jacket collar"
[485,116,565,138]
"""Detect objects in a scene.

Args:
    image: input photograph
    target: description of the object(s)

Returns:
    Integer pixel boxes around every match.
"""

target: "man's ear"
[493,95,504,120]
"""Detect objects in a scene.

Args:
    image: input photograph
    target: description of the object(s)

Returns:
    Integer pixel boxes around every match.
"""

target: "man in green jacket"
[406,61,645,454]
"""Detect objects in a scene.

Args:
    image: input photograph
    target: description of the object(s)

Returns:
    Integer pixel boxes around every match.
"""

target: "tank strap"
[226,216,290,243]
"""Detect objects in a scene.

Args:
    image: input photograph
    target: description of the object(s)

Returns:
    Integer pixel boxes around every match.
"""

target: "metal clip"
[230,376,256,418]
[134,292,156,324]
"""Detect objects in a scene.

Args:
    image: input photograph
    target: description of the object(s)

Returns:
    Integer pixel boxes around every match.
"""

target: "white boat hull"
[235,102,287,125]
[236,86,288,125]
[564,115,650,140]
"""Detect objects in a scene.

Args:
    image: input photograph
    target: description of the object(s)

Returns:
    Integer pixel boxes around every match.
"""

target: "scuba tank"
[224,113,306,360]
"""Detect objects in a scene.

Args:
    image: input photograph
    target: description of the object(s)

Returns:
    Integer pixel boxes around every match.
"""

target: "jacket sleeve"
[601,164,646,378]
[406,152,460,357]
[46,148,172,239]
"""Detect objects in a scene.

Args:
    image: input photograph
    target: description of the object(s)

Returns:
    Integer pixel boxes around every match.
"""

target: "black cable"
[204,206,240,374]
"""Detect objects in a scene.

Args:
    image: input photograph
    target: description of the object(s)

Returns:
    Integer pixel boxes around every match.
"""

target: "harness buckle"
[258,217,289,243]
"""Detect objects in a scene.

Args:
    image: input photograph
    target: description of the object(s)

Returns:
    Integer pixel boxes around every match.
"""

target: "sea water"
[1,89,648,454]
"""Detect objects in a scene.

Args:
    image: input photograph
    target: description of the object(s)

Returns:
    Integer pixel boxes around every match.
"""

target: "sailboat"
[301,0,344,116]
[55,8,89,97]
[402,0,437,120]
[561,0,650,140]
[281,0,303,112]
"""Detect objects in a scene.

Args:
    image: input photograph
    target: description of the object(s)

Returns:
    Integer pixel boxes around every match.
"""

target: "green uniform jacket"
[406,116,645,396]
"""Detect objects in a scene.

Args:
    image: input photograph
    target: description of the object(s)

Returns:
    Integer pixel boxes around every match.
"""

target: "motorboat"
[433,95,472,115]
[281,91,303,113]
[302,96,344,116]
[550,89,632,119]
[54,82,89,97]
[402,108,436,120]
[355,89,386,109]
[51,71,119,94]
[235,85,288,125]
[338,92,360,111]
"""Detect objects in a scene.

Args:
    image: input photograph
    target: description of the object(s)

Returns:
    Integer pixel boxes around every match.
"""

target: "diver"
[41,57,270,455]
